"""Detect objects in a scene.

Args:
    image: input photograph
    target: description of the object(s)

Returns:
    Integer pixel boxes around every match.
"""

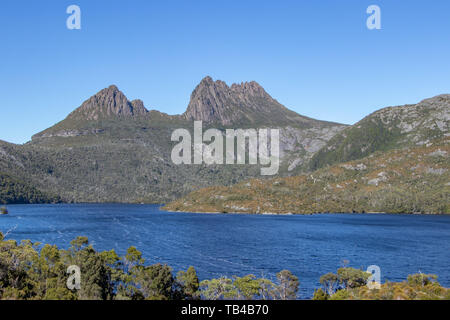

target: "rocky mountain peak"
[183,76,283,125]
[68,85,148,121]
[182,77,232,124]
[230,81,269,98]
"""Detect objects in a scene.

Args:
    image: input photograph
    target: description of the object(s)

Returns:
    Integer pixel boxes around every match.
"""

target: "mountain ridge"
[1,79,448,205]
[33,76,343,141]
[1,77,347,203]
[308,94,450,171]
[182,76,339,128]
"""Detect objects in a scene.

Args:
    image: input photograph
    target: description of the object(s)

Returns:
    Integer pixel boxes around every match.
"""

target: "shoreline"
[161,208,447,216]
[3,203,447,216]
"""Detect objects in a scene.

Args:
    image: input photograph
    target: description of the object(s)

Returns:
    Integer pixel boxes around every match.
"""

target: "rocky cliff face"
[67,85,148,121]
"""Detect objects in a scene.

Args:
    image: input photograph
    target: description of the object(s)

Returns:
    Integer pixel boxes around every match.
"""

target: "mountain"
[183,76,331,127]
[308,95,450,171]
[0,77,346,203]
[33,85,150,139]
[69,84,149,120]
[1,79,448,206]
[163,136,450,214]
[181,76,347,172]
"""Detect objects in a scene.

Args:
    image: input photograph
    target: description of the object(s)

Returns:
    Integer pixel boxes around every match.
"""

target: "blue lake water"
[1,204,449,298]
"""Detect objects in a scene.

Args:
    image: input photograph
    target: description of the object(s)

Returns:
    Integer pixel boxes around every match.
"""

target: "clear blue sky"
[1,0,449,144]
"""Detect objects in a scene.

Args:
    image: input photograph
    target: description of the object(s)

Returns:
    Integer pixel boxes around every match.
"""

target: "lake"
[1,204,449,298]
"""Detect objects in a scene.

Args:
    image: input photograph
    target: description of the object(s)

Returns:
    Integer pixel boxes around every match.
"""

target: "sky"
[0,0,449,144]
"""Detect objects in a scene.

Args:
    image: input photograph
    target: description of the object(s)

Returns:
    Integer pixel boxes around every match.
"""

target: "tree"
[337,267,370,289]
[116,246,146,299]
[233,274,260,300]
[407,273,438,287]
[199,277,237,300]
[276,270,299,300]
[137,263,174,300]
[63,237,115,300]
[69,236,89,252]
[319,272,339,295]
[257,278,277,300]
[176,266,199,300]
[100,249,122,298]
[329,289,350,300]
[312,288,328,300]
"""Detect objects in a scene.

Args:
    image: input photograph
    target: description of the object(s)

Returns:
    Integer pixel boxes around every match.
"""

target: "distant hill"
[0,77,345,203]
[308,95,450,171]
[163,136,450,214]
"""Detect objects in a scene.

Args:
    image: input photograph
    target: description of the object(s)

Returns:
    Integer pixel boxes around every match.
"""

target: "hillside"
[0,77,345,203]
[0,171,60,204]
[308,95,450,171]
[163,137,450,214]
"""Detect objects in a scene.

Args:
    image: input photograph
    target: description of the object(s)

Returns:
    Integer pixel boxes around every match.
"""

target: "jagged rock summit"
[41,78,338,131]
[68,85,148,121]
[183,76,324,127]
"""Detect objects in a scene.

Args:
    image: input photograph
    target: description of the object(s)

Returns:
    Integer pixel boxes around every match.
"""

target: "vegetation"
[0,122,269,204]
[0,233,299,300]
[0,232,448,300]
[164,137,449,214]
[313,268,450,300]
[0,171,60,204]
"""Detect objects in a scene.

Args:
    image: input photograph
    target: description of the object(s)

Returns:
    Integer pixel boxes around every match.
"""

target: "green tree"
[116,246,146,299]
[329,289,350,300]
[337,267,370,289]
[64,237,114,300]
[257,278,277,300]
[407,273,438,287]
[319,272,339,295]
[312,288,328,300]
[276,270,299,300]
[233,274,260,300]
[199,277,237,300]
[137,263,174,300]
[176,266,200,300]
